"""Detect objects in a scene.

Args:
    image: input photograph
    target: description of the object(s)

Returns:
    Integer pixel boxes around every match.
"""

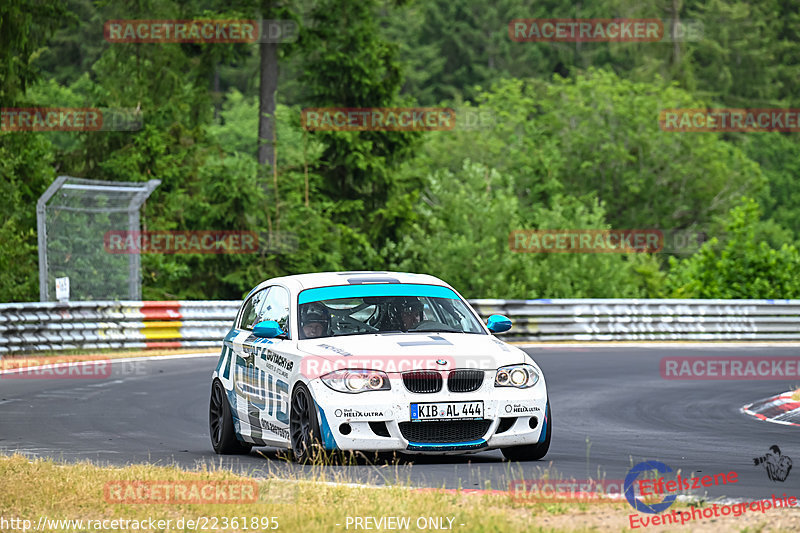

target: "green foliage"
[534,70,766,230]
[299,0,422,262]
[0,133,55,301]
[3,0,800,302]
[0,0,70,104]
[388,160,658,298]
[664,199,800,298]
[411,71,765,234]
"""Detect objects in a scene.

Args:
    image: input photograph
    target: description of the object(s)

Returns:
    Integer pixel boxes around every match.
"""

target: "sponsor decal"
[261,349,294,372]
[316,343,352,357]
[333,408,384,418]
[504,403,540,414]
[491,338,511,351]
[234,359,289,423]
[260,419,289,440]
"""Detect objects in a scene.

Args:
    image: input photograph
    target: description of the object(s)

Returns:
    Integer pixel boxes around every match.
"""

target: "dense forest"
[2,0,800,302]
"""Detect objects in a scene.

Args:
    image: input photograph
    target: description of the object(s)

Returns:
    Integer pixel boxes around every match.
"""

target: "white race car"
[209,271,550,462]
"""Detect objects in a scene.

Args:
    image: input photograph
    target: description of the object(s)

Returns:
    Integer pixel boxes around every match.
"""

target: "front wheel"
[209,380,252,455]
[501,401,551,462]
[289,383,326,463]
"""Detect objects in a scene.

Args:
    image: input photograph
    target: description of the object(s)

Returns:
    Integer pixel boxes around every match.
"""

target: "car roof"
[251,271,453,295]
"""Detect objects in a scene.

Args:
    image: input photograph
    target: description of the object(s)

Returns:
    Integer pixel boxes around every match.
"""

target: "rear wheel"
[501,400,551,462]
[209,380,252,455]
[290,383,326,463]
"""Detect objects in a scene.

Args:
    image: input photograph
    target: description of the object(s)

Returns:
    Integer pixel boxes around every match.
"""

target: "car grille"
[399,420,492,443]
[402,370,442,393]
[447,369,484,392]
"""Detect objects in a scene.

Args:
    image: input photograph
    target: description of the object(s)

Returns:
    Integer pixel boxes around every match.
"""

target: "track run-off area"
[1,344,798,502]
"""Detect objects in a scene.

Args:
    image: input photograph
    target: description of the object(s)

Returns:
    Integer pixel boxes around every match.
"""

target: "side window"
[239,289,269,330]
[259,286,291,337]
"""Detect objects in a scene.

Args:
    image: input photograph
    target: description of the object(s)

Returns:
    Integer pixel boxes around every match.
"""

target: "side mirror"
[486,314,512,333]
[253,320,286,339]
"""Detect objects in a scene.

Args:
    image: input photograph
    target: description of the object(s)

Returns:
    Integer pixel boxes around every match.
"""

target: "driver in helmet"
[391,297,424,331]
[301,303,330,339]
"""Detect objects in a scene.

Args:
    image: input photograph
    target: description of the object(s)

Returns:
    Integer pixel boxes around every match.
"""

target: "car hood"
[295,332,531,371]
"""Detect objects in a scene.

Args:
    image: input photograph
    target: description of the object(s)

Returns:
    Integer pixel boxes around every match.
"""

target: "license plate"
[410,401,484,421]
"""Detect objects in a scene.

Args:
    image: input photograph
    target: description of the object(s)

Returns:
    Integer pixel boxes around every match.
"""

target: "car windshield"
[297,285,486,339]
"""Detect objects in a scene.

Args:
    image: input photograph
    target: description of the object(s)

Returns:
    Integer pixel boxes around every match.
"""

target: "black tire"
[209,380,252,455]
[290,382,326,463]
[501,400,551,462]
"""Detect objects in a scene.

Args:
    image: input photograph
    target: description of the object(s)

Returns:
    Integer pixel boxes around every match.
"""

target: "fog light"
[529,416,538,429]
[368,374,384,389]
[339,423,352,435]
[496,370,510,385]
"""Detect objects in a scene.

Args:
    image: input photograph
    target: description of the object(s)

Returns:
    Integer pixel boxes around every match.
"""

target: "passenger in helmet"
[300,303,330,339]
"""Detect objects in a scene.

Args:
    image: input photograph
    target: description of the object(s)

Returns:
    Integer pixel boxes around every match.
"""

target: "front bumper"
[307,371,548,453]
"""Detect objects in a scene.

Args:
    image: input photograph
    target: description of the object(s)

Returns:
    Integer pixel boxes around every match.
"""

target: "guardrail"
[471,299,800,341]
[0,301,240,354]
[2,298,799,354]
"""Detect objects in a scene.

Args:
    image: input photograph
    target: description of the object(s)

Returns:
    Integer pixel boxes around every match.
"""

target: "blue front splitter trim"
[406,439,487,452]
[316,402,339,451]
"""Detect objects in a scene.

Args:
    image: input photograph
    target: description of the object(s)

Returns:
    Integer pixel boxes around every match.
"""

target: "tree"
[299,0,422,266]
[664,198,800,298]
[388,160,659,298]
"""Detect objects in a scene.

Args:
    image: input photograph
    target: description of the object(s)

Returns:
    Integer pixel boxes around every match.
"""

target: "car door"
[225,287,270,444]
[236,285,292,446]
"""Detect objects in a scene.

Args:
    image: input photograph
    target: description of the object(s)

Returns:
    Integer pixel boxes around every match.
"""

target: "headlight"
[494,364,539,388]
[321,369,391,393]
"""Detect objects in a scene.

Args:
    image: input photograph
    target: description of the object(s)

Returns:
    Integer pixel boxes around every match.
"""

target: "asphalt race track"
[1,346,798,502]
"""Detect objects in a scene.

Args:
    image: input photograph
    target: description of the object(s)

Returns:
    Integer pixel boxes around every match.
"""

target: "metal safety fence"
[2,298,800,354]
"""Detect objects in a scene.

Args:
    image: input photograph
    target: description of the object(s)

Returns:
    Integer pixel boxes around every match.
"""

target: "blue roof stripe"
[298,283,459,304]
